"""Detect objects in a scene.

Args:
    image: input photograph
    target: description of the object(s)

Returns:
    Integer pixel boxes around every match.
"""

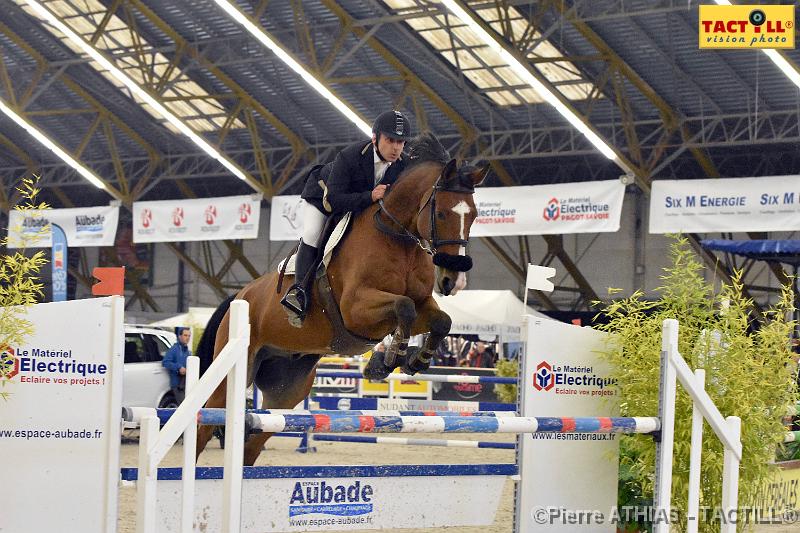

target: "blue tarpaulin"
[700,239,800,266]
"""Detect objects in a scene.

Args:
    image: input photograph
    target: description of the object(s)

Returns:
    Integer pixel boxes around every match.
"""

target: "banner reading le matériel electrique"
[268,180,625,241]
[649,175,800,234]
[6,204,119,248]
[470,180,625,237]
[133,194,261,243]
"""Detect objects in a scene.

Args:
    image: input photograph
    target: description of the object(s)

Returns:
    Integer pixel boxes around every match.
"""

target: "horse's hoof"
[363,351,394,380]
[400,347,431,375]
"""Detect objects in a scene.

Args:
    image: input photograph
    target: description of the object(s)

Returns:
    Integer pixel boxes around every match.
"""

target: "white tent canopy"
[148,307,216,330]
[432,289,550,342]
[149,290,550,342]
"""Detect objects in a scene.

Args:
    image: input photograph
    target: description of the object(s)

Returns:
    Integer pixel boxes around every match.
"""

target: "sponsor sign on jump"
[649,175,800,233]
[0,298,123,533]
[133,194,261,243]
[517,317,619,532]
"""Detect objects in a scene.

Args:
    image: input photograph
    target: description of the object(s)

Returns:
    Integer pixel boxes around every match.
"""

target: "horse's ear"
[471,163,490,186]
[442,159,458,183]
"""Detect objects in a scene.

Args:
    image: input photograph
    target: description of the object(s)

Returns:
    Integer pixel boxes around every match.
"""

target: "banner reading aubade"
[649,175,800,234]
[6,205,119,248]
[133,195,261,243]
[699,4,795,49]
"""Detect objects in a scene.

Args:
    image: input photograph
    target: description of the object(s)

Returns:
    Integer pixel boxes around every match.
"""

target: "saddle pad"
[279,212,352,275]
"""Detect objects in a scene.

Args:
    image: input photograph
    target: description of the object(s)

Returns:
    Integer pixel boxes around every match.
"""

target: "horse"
[195,132,488,465]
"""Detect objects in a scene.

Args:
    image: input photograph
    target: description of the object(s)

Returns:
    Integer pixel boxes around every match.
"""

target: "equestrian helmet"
[372,110,413,141]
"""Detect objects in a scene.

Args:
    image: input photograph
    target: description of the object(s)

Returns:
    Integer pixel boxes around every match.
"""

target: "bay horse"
[195,132,488,465]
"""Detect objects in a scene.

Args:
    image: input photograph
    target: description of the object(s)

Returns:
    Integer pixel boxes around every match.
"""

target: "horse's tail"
[196,294,237,376]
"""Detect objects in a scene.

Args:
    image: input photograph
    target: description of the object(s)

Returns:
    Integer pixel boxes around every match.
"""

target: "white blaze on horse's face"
[454,271,467,294]
[451,201,471,241]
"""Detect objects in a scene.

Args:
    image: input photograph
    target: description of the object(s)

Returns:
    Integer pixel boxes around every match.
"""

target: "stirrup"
[280,285,307,327]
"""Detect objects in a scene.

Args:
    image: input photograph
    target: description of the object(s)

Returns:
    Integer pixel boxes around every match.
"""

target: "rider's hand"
[371,184,388,202]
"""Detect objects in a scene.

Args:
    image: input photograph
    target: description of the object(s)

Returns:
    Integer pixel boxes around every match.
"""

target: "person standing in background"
[163,327,191,404]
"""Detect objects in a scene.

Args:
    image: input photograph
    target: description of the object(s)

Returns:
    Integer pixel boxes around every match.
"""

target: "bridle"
[373,170,472,256]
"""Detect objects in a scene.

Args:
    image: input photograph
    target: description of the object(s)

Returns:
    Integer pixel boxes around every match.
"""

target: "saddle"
[278,214,378,355]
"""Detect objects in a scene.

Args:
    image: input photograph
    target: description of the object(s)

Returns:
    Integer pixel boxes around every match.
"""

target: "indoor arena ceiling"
[1,0,798,208]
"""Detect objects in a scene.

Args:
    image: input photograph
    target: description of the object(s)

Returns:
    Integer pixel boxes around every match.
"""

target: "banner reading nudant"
[133,195,261,243]
[268,180,625,241]
[649,176,800,234]
[6,204,119,248]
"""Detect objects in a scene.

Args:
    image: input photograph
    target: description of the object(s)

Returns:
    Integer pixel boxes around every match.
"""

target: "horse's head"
[416,159,489,296]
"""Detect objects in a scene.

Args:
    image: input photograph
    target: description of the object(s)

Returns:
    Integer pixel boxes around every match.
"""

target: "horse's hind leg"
[243,353,321,465]
[403,297,452,375]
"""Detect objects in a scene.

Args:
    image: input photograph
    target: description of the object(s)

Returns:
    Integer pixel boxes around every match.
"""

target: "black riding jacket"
[301,141,407,215]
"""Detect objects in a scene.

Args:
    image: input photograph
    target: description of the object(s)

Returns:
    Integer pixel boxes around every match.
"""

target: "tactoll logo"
[172,207,184,227]
[699,4,795,49]
[288,480,374,517]
[239,203,251,223]
[141,208,152,228]
[543,198,560,221]
[205,205,217,225]
[533,361,554,391]
[0,345,19,381]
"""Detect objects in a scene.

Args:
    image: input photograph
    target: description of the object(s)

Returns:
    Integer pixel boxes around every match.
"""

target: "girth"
[315,265,380,356]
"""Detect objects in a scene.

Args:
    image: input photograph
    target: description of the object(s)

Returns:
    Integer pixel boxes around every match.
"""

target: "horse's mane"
[405,131,450,170]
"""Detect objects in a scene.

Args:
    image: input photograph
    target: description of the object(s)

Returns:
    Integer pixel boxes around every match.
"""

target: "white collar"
[374,148,391,167]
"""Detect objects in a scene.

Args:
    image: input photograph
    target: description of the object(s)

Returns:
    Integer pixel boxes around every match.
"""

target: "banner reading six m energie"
[699,4,795,49]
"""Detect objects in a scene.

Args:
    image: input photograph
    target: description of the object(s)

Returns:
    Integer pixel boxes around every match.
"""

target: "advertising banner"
[356,367,430,399]
[133,194,261,243]
[151,468,507,531]
[649,175,800,233]
[426,366,502,403]
[516,317,618,532]
[6,204,119,248]
[0,297,124,533]
[268,180,625,241]
[270,194,305,241]
[470,180,625,237]
[51,224,68,302]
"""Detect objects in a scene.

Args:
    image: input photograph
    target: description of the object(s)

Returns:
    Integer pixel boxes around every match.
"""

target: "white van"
[123,325,178,408]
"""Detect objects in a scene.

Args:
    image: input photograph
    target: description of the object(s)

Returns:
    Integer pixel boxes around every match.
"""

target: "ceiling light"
[213,0,373,137]
[0,97,106,189]
[441,0,618,160]
[26,0,258,188]
[712,0,800,89]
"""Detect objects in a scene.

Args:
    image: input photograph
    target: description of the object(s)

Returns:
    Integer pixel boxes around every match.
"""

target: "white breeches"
[302,203,328,247]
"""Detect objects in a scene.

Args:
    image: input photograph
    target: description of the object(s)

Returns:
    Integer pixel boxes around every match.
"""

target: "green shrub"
[494,357,518,404]
[0,178,49,400]
[596,235,798,533]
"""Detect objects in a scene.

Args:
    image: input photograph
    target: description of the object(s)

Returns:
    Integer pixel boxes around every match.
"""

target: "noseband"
[373,171,473,271]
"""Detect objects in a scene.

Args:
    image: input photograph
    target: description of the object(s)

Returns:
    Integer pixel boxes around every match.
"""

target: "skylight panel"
[19,0,243,133]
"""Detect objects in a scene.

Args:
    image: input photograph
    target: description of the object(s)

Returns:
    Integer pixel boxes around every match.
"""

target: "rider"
[280,110,413,326]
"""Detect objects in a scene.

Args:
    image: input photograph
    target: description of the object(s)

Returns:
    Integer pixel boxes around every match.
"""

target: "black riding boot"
[280,240,318,327]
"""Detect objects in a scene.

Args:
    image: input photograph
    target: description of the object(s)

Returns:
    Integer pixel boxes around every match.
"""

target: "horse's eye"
[437,211,446,220]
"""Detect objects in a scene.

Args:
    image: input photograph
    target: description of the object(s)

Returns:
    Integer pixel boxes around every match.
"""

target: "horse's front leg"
[345,289,416,380]
[402,297,452,375]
